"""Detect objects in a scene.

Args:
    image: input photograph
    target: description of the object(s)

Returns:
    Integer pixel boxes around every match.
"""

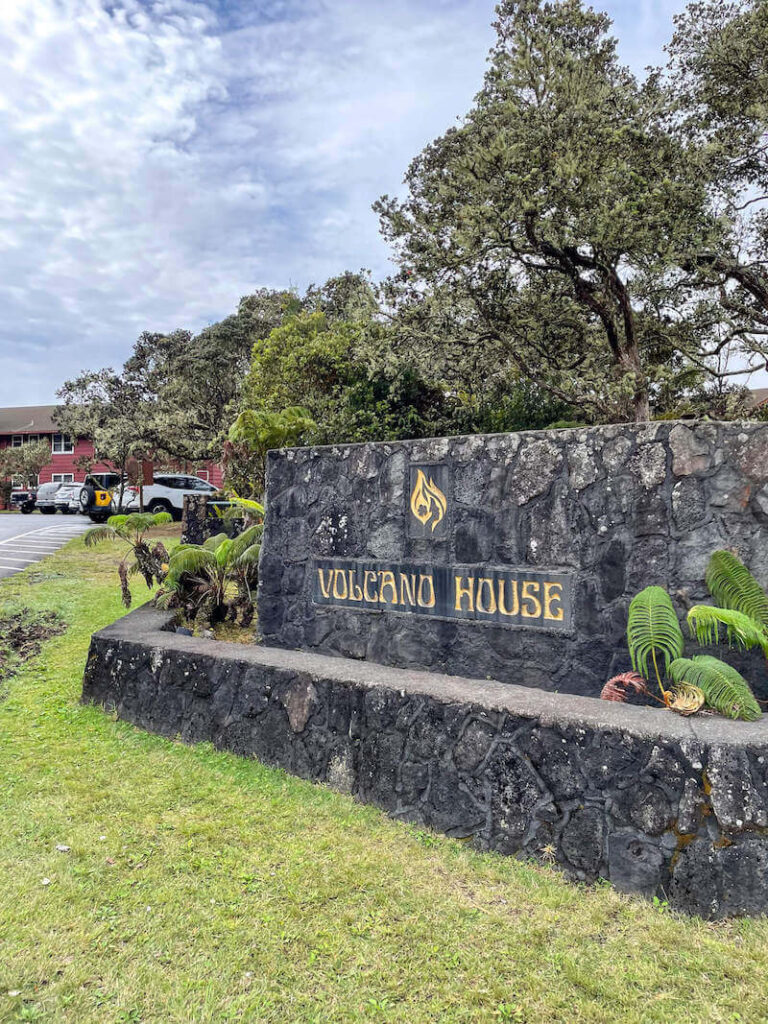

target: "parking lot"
[0,515,90,579]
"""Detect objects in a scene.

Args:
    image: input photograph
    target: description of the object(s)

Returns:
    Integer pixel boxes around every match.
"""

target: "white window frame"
[52,433,74,455]
[52,473,74,483]
[11,434,23,447]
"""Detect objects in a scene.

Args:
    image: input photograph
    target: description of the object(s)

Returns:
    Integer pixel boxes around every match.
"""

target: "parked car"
[35,481,62,514]
[54,483,83,514]
[123,474,217,520]
[79,476,139,522]
[9,488,36,514]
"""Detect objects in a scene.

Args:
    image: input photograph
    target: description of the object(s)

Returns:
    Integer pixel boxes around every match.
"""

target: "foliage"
[375,0,725,423]
[600,672,648,702]
[56,367,155,509]
[158,524,263,626]
[123,289,297,465]
[615,552,768,719]
[627,586,685,695]
[0,439,53,490]
[84,511,173,608]
[687,604,768,657]
[241,310,456,448]
[705,549,768,629]
[665,0,768,370]
[226,407,316,498]
[666,681,706,715]
[0,439,53,506]
[668,655,761,721]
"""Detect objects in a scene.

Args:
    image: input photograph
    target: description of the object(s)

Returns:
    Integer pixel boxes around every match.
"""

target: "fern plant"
[627,586,684,698]
[705,550,768,629]
[158,524,263,626]
[687,605,768,657]
[85,510,173,608]
[669,656,761,721]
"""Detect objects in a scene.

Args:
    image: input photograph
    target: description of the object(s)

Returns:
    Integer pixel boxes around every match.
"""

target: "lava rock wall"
[258,422,768,696]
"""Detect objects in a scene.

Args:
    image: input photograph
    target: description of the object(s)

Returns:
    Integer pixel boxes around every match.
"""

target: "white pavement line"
[0,556,36,563]
[0,550,56,558]
[0,565,22,572]
[0,544,61,552]
[0,540,61,547]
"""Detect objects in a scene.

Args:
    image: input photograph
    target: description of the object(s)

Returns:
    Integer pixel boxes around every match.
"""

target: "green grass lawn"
[0,533,766,1023]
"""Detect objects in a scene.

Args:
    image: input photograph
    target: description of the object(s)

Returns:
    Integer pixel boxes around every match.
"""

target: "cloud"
[6,0,758,404]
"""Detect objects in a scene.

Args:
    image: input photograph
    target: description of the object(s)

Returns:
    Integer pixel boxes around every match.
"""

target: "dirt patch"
[0,607,66,691]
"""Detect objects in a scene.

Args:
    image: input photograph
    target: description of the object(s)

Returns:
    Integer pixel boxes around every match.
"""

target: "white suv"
[126,474,217,520]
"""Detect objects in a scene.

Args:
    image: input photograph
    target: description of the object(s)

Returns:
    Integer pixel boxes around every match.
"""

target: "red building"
[0,405,223,489]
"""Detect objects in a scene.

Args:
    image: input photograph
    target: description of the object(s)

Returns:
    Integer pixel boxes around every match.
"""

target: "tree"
[666,0,768,376]
[0,439,52,505]
[241,310,456,445]
[55,368,154,508]
[124,289,300,465]
[226,407,317,498]
[375,0,722,422]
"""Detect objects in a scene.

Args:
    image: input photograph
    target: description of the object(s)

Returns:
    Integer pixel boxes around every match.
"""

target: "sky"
[4,0,756,407]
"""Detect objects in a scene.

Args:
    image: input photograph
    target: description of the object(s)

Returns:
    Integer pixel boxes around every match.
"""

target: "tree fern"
[687,605,768,656]
[165,547,217,583]
[706,550,768,629]
[668,655,761,721]
[84,524,118,547]
[627,586,684,692]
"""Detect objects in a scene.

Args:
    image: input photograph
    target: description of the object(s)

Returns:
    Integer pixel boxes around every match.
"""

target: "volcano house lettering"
[312,559,573,631]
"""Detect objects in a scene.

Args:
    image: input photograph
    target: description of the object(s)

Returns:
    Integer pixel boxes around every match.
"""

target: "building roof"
[0,405,59,435]
[750,388,768,409]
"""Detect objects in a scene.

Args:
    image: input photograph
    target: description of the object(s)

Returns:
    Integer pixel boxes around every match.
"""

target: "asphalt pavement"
[0,513,91,579]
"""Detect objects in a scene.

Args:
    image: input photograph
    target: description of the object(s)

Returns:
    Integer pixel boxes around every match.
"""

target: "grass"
[0,533,767,1023]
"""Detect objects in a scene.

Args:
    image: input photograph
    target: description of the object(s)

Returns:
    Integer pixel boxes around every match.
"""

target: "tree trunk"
[618,347,650,423]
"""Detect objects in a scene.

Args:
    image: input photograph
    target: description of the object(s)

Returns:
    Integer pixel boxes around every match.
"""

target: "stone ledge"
[84,604,768,919]
[96,605,768,749]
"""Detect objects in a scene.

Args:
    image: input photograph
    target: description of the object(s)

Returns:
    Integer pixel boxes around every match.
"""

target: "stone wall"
[83,606,768,919]
[181,495,245,545]
[258,421,768,697]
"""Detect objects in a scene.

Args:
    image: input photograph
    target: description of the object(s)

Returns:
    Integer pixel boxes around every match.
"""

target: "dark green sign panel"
[312,558,573,631]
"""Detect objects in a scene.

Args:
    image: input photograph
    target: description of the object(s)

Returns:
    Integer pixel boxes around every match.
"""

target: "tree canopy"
[375,0,768,422]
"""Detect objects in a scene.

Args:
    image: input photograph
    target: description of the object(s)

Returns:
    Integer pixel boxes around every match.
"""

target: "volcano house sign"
[311,461,574,632]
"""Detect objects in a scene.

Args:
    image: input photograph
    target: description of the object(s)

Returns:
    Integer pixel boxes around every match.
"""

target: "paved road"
[0,514,91,579]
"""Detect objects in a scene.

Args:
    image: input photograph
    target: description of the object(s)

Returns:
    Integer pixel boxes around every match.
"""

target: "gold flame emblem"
[410,469,448,532]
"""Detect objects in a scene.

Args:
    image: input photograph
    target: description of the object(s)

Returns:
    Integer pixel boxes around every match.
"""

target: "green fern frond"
[706,550,768,629]
[106,514,129,530]
[166,547,216,582]
[687,605,768,656]
[234,544,261,569]
[230,525,263,561]
[203,533,229,552]
[122,513,160,534]
[84,525,117,547]
[229,496,265,516]
[627,586,684,685]
[215,539,234,568]
[668,655,761,721]
[151,511,173,526]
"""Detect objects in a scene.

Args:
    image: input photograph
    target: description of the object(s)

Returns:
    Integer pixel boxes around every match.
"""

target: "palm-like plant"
[627,586,685,699]
[705,550,768,629]
[158,524,263,626]
[669,656,762,721]
[85,511,173,608]
[687,605,768,658]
